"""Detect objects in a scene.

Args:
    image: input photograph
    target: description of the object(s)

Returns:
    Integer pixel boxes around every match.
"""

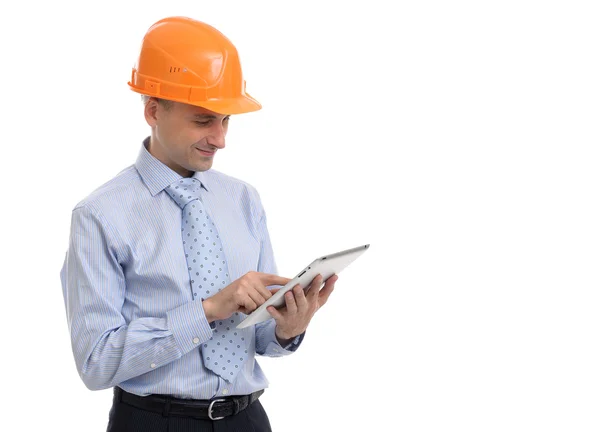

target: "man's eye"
[194,117,229,127]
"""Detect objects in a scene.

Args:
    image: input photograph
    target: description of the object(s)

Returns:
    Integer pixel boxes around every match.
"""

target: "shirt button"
[150,363,156,368]
[193,337,200,344]
[222,389,229,395]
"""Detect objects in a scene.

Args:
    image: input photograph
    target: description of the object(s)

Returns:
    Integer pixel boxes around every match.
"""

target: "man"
[60,16,338,431]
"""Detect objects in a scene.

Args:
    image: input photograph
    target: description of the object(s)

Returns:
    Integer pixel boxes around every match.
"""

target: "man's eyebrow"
[192,113,217,119]
[192,113,231,119]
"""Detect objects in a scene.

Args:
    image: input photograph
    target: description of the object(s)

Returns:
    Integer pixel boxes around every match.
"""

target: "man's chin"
[192,162,212,172]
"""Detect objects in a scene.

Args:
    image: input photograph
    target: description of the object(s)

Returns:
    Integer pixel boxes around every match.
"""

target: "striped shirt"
[60,137,303,400]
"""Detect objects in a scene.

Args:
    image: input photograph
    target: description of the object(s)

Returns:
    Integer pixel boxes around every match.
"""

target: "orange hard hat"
[128,16,261,115]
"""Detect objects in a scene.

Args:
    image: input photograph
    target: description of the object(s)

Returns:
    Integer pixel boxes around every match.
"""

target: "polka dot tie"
[165,177,248,383]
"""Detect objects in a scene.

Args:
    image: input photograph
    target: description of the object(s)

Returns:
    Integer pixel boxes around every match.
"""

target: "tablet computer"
[236,243,370,328]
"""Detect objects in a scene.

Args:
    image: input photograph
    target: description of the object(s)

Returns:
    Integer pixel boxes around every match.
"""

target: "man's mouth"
[196,148,215,156]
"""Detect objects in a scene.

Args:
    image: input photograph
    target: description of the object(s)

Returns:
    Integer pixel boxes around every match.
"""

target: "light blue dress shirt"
[60,137,303,400]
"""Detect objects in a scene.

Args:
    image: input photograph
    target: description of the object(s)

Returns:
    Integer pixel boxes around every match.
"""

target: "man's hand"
[202,271,291,322]
[267,274,338,341]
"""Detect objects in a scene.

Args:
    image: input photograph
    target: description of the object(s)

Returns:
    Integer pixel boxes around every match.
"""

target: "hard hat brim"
[191,93,262,115]
[129,85,262,115]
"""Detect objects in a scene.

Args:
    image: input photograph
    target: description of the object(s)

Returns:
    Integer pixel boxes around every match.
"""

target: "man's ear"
[143,97,160,127]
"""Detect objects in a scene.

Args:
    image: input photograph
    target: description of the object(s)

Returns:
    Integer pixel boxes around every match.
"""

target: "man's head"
[129,17,261,177]
[142,95,230,177]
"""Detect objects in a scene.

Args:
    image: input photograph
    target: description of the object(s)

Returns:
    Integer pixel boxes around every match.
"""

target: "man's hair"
[141,95,173,110]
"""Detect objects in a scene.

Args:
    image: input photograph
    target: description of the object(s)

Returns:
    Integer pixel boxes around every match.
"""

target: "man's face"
[144,98,230,177]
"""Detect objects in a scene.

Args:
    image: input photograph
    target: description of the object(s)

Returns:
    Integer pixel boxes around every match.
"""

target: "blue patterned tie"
[165,177,248,382]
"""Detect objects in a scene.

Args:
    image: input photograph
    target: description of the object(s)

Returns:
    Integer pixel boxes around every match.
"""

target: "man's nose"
[207,123,227,149]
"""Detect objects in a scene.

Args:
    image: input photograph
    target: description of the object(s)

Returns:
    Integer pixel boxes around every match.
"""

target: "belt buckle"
[208,398,226,420]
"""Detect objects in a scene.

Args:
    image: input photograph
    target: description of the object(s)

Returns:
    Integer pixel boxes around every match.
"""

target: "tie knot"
[165,177,203,208]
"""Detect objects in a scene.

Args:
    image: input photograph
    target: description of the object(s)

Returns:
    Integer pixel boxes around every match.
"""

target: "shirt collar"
[135,136,210,196]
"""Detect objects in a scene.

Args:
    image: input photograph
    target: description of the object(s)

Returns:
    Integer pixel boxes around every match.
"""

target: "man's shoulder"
[72,165,141,214]
[207,168,260,195]
[207,169,265,216]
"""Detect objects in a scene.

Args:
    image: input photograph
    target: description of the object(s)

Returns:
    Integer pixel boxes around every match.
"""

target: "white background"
[1,0,599,431]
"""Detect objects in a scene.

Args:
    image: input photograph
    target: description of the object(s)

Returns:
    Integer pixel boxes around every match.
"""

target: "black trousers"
[106,389,273,432]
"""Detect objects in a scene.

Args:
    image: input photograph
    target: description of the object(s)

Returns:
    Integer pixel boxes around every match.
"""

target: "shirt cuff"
[166,299,214,355]
[258,319,305,357]
[278,332,304,351]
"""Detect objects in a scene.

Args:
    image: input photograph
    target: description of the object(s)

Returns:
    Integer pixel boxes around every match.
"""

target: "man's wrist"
[275,327,294,346]
[202,298,216,323]
[276,335,294,346]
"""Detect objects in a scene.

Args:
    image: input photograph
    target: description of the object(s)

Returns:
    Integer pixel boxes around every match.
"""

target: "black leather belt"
[115,386,264,420]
